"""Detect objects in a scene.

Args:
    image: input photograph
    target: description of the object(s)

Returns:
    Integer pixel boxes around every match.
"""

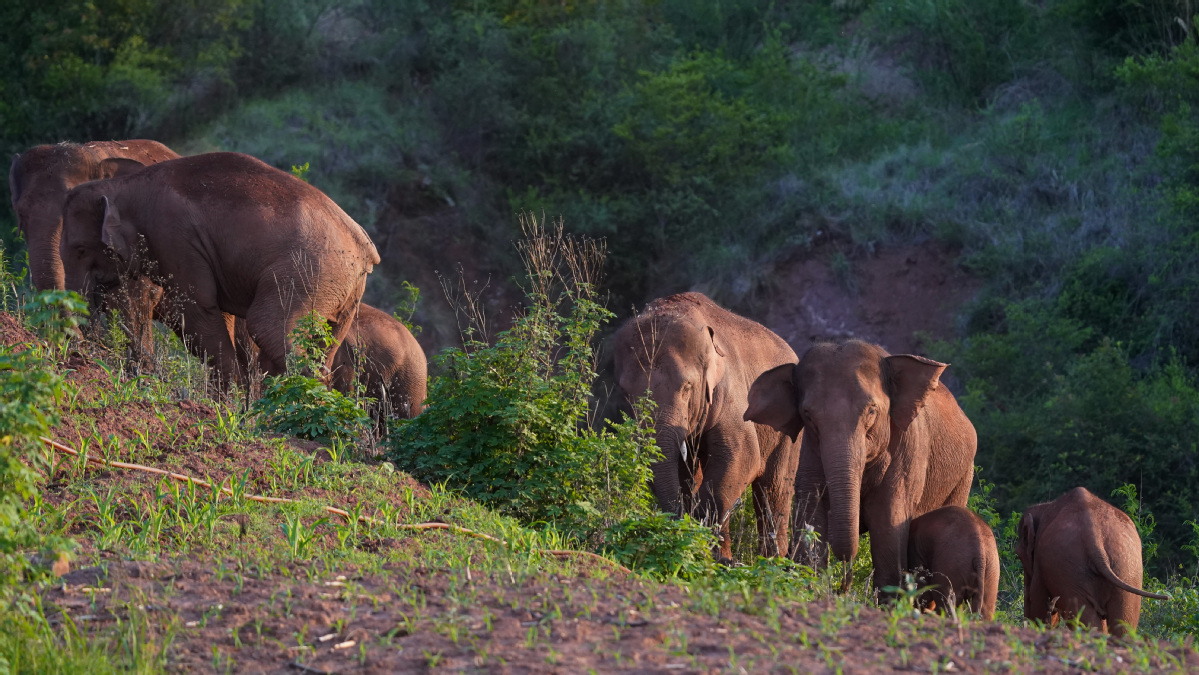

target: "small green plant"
[252,311,369,442]
[1113,483,1158,564]
[22,290,89,358]
[393,280,422,336]
[290,161,311,182]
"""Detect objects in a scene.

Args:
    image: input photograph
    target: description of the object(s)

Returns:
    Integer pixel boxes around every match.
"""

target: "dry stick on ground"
[39,436,631,573]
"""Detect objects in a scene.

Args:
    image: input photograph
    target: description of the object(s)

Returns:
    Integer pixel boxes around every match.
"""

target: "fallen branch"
[39,436,631,574]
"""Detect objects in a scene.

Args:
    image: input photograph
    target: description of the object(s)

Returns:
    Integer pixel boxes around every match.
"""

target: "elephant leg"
[245,297,290,377]
[694,424,760,562]
[946,467,973,508]
[1104,593,1140,638]
[864,494,911,596]
[181,302,240,390]
[1024,570,1053,625]
[790,447,829,567]
[751,440,800,558]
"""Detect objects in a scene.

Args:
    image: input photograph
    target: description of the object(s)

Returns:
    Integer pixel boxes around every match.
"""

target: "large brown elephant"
[1017,487,1169,637]
[907,505,999,619]
[613,292,801,561]
[60,152,380,388]
[744,340,977,593]
[331,303,427,419]
[9,140,179,291]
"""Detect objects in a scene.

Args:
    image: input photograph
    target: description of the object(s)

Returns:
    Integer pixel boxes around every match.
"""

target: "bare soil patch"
[45,559,1196,674]
[762,241,980,356]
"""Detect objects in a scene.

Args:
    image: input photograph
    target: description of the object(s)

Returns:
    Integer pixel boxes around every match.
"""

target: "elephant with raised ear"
[60,152,380,389]
[1017,487,1169,637]
[330,303,428,420]
[907,505,999,619]
[744,340,977,594]
[613,292,802,561]
[9,140,178,291]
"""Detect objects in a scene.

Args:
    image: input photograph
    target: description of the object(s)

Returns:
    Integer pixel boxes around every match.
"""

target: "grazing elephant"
[9,140,179,291]
[330,303,427,419]
[1017,487,1169,637]
[907,505,999,619]
[60,152,380,388]
[744,340,977,593]
[613,292,801,561]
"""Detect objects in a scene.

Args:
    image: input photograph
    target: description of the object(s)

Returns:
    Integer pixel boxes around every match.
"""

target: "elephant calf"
[1018,487,1169,637]
[331,303,427,419]
[907,505,999,620]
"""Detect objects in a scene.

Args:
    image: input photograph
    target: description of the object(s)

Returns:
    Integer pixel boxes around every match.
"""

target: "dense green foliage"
[388,220,659,538]
[0,289,71,587]
[252,311,370,442]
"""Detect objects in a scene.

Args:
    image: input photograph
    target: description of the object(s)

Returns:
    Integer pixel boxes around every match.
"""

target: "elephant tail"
[1093,557,1172,600]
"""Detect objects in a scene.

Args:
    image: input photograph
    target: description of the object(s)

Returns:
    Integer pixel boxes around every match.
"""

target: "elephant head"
[11,148,151,291]
[744,340,947,566]
[59,172,142,303]
[614,313,726,516]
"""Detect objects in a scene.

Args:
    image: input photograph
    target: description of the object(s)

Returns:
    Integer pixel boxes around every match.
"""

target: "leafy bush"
[387,216,659,537]
[0,344,68,586]
[936,302,1199,574]
[868,0,1034,101]
[252,311,370,443]
[22,290,89,360]
[603,513,716,580]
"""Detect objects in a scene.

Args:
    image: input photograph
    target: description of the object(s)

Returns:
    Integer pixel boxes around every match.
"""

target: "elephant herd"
[9,140,426,416]
[8,139,1167,635]
[613,292,1168,636]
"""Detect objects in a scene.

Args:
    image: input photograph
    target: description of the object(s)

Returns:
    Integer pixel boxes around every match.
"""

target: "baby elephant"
[907,506,999,620]
[1018,487,1169,637]
[330,303,427,419]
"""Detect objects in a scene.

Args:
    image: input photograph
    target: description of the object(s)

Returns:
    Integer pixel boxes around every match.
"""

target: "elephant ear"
[98,157,147,180]
[703,325,727,404]
[744,363,803,442]
[885,354,948,432]
[99,196,134,262]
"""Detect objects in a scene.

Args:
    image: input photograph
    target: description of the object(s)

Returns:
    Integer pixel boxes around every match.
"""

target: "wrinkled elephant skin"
[907,505,999,619]
[1018,487,1169,637]
[744,340,977,594]
[60,152,380,389]
[614,292,801,561]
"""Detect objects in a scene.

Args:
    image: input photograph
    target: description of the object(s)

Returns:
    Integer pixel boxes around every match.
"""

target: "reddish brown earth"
[46,559,1198,674]
[761,241,980,357]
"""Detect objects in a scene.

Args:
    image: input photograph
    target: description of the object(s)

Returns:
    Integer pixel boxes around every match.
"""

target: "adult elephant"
[9,140,179,291]
[330,303,427,419]
[60,152,380,388]
[613,292,801,561]
[744,340,977,594]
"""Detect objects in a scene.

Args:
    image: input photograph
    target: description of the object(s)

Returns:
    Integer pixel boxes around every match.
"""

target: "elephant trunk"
[27,220,66,291]
[648,405,688,516]
[823,440,864,565]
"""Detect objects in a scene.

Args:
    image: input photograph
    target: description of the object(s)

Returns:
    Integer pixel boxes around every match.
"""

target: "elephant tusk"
[680,440,688,462]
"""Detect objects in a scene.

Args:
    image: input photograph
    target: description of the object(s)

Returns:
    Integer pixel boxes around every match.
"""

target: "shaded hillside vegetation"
[3,0,1199,594]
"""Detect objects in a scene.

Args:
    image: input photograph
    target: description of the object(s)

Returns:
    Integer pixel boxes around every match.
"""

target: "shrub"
[387,215,660,537]
[0,344,69,586]
[22,290,89,360]
[252,311,370,443]
[604,513,716,580]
